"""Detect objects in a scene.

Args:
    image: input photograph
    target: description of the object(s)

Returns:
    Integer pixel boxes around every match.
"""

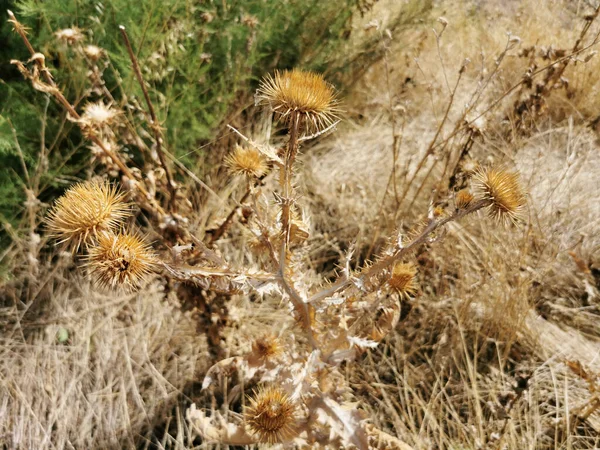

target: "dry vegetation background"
[2,0,600,448]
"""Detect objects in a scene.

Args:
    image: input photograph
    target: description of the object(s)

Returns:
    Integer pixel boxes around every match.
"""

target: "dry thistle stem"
[245,385,298,444]
[256,69,339,133]
[472,166,526,225]
[388,262,418,298]
[225,144,268,178]
[86,231,156,290]
[46,180,131,250]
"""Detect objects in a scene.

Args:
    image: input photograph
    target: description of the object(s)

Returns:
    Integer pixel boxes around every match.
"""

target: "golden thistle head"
[245,385,298,444]
[455,189,474,210]
[256,69,339,133]
[472,166,526,225]
[225,144,268,178]
[46,180,131,250]
[86,231,156,290]
[388,262,418,298]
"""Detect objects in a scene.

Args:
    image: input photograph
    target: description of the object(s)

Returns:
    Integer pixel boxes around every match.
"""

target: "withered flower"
[86,231,156,290]
[251,335,282,362]
[55,28,84,45]
[81,101,121,127]
[225,144,268,178]
[472,166,526,225]
[46,180,130,250]
[455,189,475,210]
[388,262,418,298]
[245,385,298,444]
[256,69,340,133]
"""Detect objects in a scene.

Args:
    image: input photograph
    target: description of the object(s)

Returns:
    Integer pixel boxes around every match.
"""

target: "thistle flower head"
[455,189,474,210]
[82,101,120,127]
[388,262,418,298]
[225,144,268,178]
[86,231,156,290]
[83,45,104,61]
[251,335,282,361]
[55,28,84,45]
[256,69,339,133]
[245,385,298,444]
[46,180,131,250]
[472,166,526,225]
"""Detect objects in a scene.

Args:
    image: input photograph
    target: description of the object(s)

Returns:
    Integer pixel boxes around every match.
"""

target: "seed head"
[46,180,131,250]
[251,335,282,361]
[388,262,418,298]
[245,385,298,444]
[225,144,268,178]
[55,28,84,45]
[86,231,156,290]
[83,45,104,61]
[82,101,120,127]
[472,166,526,225]
[455,189,474,209]
[256,69,339,133]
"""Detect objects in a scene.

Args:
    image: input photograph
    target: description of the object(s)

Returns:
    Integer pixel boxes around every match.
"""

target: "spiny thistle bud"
[245,385,298,444]
[455,189,474,209]
[251,335,283,361]
[388,262,418,298]
[472,166,526,225]
[46,180,131,250]
[256,69,339,133]
[225,144,268,178]
[86,231,156,290]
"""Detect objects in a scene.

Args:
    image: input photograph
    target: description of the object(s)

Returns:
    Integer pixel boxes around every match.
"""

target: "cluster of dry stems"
[12,5,600,448]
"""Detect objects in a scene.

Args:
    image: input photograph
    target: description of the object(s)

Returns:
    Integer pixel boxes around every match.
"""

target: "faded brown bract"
[86,231,156,290]
[46,180,131,250]
[256,69,340,133]
[472,166,526,225]
[245,385,298,444]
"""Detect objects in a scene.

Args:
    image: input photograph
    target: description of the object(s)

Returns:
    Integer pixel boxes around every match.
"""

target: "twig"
[308,199,491,303]
[119,25,177,212]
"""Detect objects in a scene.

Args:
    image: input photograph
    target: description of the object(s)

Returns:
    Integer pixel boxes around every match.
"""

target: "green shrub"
[0,0,431,254]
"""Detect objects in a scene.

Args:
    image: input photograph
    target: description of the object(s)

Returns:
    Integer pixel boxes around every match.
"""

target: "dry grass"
[3,0,600,448]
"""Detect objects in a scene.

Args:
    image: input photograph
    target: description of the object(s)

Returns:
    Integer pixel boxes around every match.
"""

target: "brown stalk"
[119,25,177,212]
[308,198,491,303]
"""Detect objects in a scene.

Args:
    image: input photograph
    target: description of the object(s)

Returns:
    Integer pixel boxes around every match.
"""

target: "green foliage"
[0,0,431,253]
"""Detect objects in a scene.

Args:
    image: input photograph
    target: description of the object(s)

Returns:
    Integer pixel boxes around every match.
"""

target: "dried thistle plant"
[245,385,299,444]
[388,262,418,298]
[86,231,156,289]
[225,144,268,178]
[46,180,131,250]
[256,69,340,133]
[13,7,532,445]
[472,166,527,225]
